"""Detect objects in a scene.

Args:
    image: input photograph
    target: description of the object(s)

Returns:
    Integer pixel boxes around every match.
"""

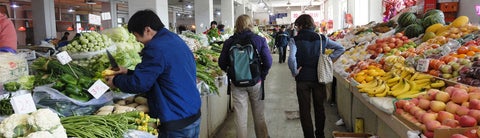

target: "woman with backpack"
[275,25,289,63]
[293,14,345,138]
[218,14,272,138]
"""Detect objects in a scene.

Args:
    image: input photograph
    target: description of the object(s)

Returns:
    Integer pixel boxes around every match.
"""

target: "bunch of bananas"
[353,65,386,83]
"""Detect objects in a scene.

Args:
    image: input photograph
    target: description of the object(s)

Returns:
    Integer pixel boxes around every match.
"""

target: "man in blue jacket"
[105,10,201,138]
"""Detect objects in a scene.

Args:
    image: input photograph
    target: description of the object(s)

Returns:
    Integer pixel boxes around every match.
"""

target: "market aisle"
[213,54,347,138]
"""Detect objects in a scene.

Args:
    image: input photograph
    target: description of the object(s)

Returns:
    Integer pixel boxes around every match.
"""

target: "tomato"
[395,33,403,38]
[468,45,480,52]
[375,39,384,44]
[388,38,396,43]
[467,51,476,56]
[401,36,409,41]
[428,70,440,77]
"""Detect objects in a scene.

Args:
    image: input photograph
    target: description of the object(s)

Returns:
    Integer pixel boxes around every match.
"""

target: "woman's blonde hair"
[234,14,253,33]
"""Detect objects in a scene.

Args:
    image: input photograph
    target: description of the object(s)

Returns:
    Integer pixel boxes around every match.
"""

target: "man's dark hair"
[280,25,286,29]
[294,14,315,29]
[217,24,225,30]
[210,21,218,26]
[64,32,70,36]
[127,9,165,36]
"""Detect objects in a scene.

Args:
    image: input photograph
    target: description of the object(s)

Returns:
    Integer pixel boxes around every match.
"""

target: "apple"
[395,109,405,114]
[425,120,442,131]
[454,84,470,91]
[442,118,460,128]
[409,106,422,115]
[383,46,391,53]
[463,102,470,107]
[427,89,440,100]
[463,128,479,138]
[435,92,450,102]
[458,58,472,65]
[468,110,480,121]
[418,99,431,110]
[440,64,453,74]
[469,87,480,93]
[395,100,409,109]
[423,130,434,138]
[415,110,427,120]
[410,98,420,106]
[446,101,460,114]
[375,38,384,44]
[421,113,438,123]
[456,106,471,116]
[451,89,469,104]
[451,134,469,138]
[437,111,455,122]
[459,115,477,127]
[445,86,456,95]
[404,103,416,111]
[470,99,480,110]
[430,101,446,112]
[453,71,460,77]
[469,92,480,101]
[442,73,453,79]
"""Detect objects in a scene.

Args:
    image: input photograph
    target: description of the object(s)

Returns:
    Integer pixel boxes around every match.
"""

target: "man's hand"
[113,66,128,75]
[293,66,302,77]
[105,75,116,89]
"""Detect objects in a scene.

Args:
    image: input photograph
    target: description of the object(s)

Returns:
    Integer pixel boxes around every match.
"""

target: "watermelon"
[398,12,417,27]
[422,15,445,28]
[404,24,424,38]
[423,9,445,20]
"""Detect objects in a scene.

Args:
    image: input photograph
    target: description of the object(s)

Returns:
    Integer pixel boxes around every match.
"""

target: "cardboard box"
[332,131,372,138]
[433,126,479,138]
[440,2,459,12]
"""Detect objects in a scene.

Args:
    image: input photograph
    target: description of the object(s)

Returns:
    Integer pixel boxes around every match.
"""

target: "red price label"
[10,94,36,114]
[88,79,109,99]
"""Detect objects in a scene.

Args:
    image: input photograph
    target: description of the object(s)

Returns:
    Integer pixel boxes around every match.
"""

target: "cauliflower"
[27,109,61,131]
[50,125,67,138]
[0,114,29,138]
[25,131,54,138]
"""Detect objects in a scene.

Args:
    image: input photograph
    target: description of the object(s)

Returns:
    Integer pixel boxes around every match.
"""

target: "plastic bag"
[123,130,156,138]
[69,44,117,60]
[369,96,396,114]
[0,53,28,84]
[32,85,113,117]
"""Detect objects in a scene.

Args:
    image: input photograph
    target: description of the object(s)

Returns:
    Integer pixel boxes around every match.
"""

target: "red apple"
[470,99,480,110]
[454,84,469,91]
[430,101,446,112]
[457,106,471,116]
[427,89,440,100]
[468,87,480,93]
[415,110,427,120]
[404,103,416,111]
[459,115,477,127]
[409,106,422,115]
[396,100,409,109]
[425,120,442,131]
[395,109,405,114]
[421,113,438,123]
[442,118,460,128]
[435,92,450,102]
[445,86,456,95]
[423,130,434,138]
[468,109,480,121]
[446,101,461,114]
[463,128,479,138]
[418,99,431,110]
[451,89,469,104]
[418,93,430,100]
[410,98,420,106]
[463,102,470,107]
[469,92,480,101]
[437,111,455,122]
[451,134,469,138]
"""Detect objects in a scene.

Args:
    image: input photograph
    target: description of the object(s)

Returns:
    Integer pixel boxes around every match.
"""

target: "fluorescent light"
[188,14,192,18]
[186,4,192,9]
[263,7,268,10]
[10,3,19,8]
[68,8,75,13]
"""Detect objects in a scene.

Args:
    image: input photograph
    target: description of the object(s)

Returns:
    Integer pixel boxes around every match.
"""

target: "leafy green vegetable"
[3,82,20,91]
[17,75,35,90]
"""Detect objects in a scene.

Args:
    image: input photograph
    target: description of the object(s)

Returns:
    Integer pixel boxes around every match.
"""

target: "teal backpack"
[227,35,262,87]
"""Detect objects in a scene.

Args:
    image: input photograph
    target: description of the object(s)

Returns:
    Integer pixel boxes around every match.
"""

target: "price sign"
[88,14,102,25]
[416,59,430,72]
[56,51,72,65]
[88,79,109,99]
[441,46,451,56]
[10,94,36,114]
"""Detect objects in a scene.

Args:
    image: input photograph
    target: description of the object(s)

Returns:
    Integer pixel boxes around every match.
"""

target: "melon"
[425,23,444,34]
[398,12,417,27]
[404,24,424,38]
[422,15,445,28]
[422,32,436,42]
[450,16,469,28]
[423,9,445,19]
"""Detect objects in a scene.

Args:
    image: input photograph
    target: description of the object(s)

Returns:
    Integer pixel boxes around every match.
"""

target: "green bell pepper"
[68,94,90,102]
[3,82,20,91]
[52,80,65,91]
[64,84,82,96]
[60,74,77,85]
[78,77,94,88]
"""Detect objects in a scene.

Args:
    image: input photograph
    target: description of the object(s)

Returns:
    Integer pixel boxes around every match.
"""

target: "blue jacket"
[218,30,273,80]
[294,28,345,81]
[113,28,201,130]
[275,31,289,48]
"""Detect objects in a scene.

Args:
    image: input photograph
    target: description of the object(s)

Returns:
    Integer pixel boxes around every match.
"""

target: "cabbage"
[102,27,130,42]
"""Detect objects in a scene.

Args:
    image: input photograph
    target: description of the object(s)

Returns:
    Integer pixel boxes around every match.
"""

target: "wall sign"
[88,14,101,25]
[291,10,322,23]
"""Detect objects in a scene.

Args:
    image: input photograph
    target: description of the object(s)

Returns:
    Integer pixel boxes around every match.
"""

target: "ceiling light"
[68,8,75,13]
[263,7,268,10]
[10,3,18,8]
[188,14,192,18]
[258,0,265,7]
[268,10,271,13]
[216,11,221,15]
[176,13,181,16]
[269,12,274,15]
[186,4,192,9]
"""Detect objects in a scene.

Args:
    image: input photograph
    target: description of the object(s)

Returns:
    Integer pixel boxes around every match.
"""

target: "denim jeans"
[158,118,201,138]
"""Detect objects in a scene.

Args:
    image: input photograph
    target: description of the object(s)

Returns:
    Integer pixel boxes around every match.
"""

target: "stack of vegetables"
[61,111,159,137]
[61,31,113,53]
[51,74,95,102]
[0,109,67,138]
[195,47,222,94]
[102,27,143,70]
[95,96,149,115]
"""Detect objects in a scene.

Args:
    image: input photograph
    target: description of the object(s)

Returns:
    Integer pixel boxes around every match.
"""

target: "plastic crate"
[424,0,437,13]
[444,12,457,22]
[440,2,458,12]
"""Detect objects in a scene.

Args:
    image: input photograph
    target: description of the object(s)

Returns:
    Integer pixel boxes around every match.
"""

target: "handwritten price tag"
[10,94,36,114]
[56,51,72,65]
[88,79,109,99]
[416,59,430,72]
[441,46,451,56]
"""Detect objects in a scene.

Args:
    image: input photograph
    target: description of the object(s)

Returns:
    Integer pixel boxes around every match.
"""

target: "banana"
[386,75,401,83]
[406,79,421,91]
[396,91,426,99]
[404,74,413,80]
[387,81,397,87]
[409,72,420,81]
[391,79,411,96]
[416,74,434,80]
[390,78,405,91]
[400,70,410,78]
[375,84,390,97]
[430,80,445,88]
[414,79,432,84]
[357,79,379,89]
[369,81,387,95]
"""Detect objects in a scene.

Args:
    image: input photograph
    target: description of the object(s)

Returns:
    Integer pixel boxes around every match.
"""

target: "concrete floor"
[213,54,347,138]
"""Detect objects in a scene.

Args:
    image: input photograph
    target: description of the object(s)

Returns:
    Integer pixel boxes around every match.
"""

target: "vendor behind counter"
[0,13,17,53]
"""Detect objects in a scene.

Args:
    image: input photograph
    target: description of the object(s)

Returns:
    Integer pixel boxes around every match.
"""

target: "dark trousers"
[278,46,287,63]
[296,81,326,138]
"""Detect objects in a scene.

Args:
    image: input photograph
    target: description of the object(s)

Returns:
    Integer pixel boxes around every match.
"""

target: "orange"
[457,46,469,54]
[467,51,476,56]
[458,54,467,58]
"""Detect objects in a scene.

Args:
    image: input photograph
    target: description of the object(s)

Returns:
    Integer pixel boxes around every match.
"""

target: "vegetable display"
[96,96,149,115]
[61,111,159,137]
[194,47,223,94]
[32,57,94,86]
[52,74,95,102]
[61,32,113,53]
[0,95,13,116]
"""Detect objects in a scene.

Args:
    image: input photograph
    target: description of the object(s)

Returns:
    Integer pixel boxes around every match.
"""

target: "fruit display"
[394,85,480,138]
